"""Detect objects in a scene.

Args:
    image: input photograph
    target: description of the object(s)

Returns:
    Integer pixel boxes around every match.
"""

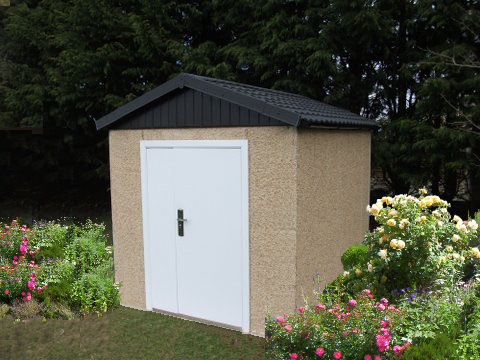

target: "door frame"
[140,139,250,333]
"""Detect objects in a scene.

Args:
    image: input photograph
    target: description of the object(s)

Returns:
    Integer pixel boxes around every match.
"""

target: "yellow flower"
[461,256,465,263]
[367,264,374,272]
[452,234,460,242]
[390,239,398,249]
[381,276,387,283]
[378,227,384,234]
[371,204,381,216]
[408,262,412,267]
[420,216,427,221]
[456,222,467,233]
[370,260,375,264]
[453,215,462,223]
[397,240,406,249]
[446,245,453,251]
[387,219,396,226]
[419,187,427,195]
[432,210,440,217]
[388,210,398,217]
[425,199,433,207]
[452,253,460,260]
[355,269,362,275]
[428,241,433,247]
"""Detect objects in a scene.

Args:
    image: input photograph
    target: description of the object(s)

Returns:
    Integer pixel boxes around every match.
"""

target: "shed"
[95,73,377,337]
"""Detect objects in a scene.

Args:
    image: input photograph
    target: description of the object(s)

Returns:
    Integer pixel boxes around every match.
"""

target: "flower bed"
[266,189,480,359]
[0,218,122,321]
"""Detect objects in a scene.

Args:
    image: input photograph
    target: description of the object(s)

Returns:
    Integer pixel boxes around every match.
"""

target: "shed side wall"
[109,127,298,336]
[295,129,371,307]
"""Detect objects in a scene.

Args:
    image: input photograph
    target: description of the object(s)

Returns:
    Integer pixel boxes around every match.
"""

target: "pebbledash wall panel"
[108,126,371,337]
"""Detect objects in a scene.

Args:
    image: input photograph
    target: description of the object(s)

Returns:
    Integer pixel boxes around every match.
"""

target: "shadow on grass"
[0,306,265,359]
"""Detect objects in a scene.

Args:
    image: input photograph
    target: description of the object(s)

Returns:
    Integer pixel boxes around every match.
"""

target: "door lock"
[177,209,187,236]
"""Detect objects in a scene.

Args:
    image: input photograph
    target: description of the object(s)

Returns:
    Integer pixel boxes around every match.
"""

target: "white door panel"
[142,142,247,330]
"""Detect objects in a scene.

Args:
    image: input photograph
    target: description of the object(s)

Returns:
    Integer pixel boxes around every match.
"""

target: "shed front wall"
[109,127,298,336]
[295,129,371,308]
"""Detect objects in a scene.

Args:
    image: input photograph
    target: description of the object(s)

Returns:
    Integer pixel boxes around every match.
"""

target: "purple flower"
[401,288,405,292]
[411,294,416,299]
[407,287,410,291]
[455,297,459,301]
[422,288,426,293]
[433,304,436,307]
[393,289,398,293]
[446,299,450,302]
[407,298,411,302]
[381,285,385,288]
[414,289,417,293]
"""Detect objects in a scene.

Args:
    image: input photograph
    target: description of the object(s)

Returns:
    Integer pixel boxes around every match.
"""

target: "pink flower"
[289,353,298,359]
[315,348,325,357]
[376,334,390,352]
[374,356,381,360]
[362,289,371,294]
[285,325,293,331]
[298,307,305,313]
[316,303,326,310]
[378,304,386,311]
[334,352,342,359]
[276,316,286,323]
[4,290,9,295]
[364,355,372,360]
[4,226,9,230]
[381,320,390,327]
[13,256,17,260]
[348,299,357,307]
[380,298,388,304]
[322,332,328,337]
[21,292,25,296]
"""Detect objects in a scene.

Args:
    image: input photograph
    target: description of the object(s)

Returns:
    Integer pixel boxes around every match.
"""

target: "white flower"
[343,271,349,277]
[468,220,478,230]
[452,234,460,242]
[453,215,462,222]
[367,264,374,272]
[72,261,76,266]
[378,249,388,259]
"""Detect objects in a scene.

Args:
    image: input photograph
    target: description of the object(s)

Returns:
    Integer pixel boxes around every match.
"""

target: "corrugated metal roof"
[95,73,378,130]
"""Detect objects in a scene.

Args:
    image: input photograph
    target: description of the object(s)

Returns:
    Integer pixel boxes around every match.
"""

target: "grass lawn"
[0,306,265,359]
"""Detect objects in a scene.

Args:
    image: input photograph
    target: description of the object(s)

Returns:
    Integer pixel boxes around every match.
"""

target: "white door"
[141,140,249,332]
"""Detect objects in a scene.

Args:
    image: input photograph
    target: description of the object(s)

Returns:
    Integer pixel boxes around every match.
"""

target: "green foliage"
[400,332,459,360]
[69,263,120,315]
[40,300,75,320]
[0,303,9,318]
[341,244,368,270]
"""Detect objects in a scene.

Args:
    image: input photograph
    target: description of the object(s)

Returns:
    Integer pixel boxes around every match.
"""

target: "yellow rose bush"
[344,191,479,296]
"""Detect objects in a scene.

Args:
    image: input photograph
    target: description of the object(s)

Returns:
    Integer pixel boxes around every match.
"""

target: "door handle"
[177,209,187,236]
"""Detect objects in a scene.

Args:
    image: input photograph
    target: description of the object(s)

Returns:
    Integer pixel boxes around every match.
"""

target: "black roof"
[95,73,377,130]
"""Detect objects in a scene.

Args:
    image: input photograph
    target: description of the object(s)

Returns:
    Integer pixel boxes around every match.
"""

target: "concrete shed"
[95,73,377,337]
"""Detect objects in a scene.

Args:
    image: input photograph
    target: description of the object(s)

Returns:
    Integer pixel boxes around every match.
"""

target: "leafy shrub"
[69,262,121,315]
[0,218,121,318]
[400,332,459,359]
[9,298,42,320]
[341,244,368,270]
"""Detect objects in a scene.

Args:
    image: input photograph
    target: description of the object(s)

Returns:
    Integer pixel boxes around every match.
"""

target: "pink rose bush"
[266,290,408,359]
[0,221,44,303]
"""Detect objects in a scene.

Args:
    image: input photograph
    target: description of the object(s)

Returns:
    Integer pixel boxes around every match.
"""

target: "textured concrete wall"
[109,127,298,337]
[295,129,371,308]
